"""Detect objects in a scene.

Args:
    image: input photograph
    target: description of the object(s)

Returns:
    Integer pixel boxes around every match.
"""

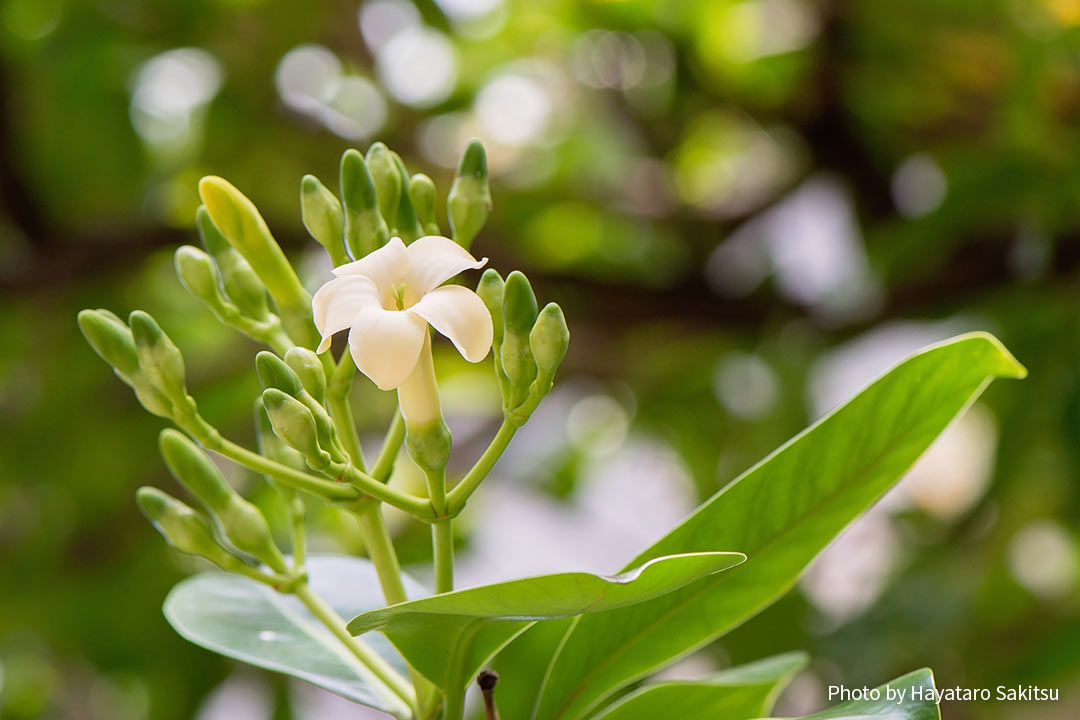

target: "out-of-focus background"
[2,0,1080,718]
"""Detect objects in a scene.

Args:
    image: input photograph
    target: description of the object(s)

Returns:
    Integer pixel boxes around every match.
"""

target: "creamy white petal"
[332,237,409,306]
[347,307,428,390]
[311,275,381,353]
[404,235,487,297]
[409,285,493,363]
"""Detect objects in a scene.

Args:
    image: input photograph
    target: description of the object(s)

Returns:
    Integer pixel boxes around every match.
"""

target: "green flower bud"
[476,270,505,347]
[78,309,140,377]
[284,347,327,402]
[174,245,227,309]
[256,351,304,397]
[262,389,331,470]
[300,174,349,266]
[158,430,287,572]
[196,205,270,321]
[216,495,288,573]
[405,418,452,474]
[136,487,241,570]
[409,173,440,236]
[160,429,233,513]
[340,149,389,258]
[129,311,188,403]
[530,302,569,394]
[198,177,318,348]
[448,140,491,250]
[254,396,308,472]
[365,142,401,233]
[391,151,423,242]
[500,271,539,407]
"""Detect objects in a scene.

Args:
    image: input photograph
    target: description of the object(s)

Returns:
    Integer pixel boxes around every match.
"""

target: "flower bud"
[448,140,491,250]
[475,270,505,348]
[257,352,342,460]
[530,302,569,394]
[196,205,270,321]
[391,152,423,242]
[340,149,389,259]
[409,173,440,236]
[256,351,304,397]
[174,245,228,310]
[365,143,401,233]
[262,389,331,470]
[160,428,233,513]
[500,271,539,407]
[198,177,318,348]
[129,311,188,403]
[136,487,241,570]
[158,430,287,572]
[300,174,349,266]
[284,347,327,402]
[254,396,308,472]
[78,309,140,377]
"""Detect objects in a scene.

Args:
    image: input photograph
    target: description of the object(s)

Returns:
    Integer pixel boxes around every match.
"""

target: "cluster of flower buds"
[138,430,289,575]
[477,270,570,423]
[301,140,490,262]
[77,309,216,437]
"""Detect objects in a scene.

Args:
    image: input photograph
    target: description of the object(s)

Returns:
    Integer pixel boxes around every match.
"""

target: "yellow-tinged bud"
[196,205,271,321]
[174,245,227,310]
[136,487,241,570]
[301,174,349,266]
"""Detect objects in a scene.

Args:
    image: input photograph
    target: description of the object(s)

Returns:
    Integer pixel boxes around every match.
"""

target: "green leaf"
[346,552,745,699]
[163,555,426,714]
[591,652,808,720]
[534,333,1025,720]
[784,668,941,719]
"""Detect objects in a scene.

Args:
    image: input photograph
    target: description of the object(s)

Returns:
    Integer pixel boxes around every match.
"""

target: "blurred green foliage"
[3,0,1080,718]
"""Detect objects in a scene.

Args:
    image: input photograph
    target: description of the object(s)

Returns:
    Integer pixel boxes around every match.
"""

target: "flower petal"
[311,275,381,353]
[404,235,487,296]
[409,285,493,363]
[332,237,408,306]
[347,307,428,390]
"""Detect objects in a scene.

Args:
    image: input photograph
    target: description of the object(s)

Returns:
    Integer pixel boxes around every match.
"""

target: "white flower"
[312,235,493,390]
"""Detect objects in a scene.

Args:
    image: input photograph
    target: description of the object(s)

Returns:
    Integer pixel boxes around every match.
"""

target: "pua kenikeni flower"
[312,235,493,390]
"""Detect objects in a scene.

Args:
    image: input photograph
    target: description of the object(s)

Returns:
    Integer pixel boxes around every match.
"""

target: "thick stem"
[337,463,436,518]
[293,584,415,712]
[353,502,408,605]
[432,518,454,594]
[446,419,519,515]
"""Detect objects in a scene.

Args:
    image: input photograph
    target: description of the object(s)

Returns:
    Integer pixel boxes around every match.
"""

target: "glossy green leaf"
[783,668,941,719]
[592,652,808,720]
[534,333,1025,720]
[163,555,426,714]
[346,552,745,698]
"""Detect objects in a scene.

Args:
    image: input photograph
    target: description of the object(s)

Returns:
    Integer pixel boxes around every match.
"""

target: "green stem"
[293,584,415,712]
[446,419,519,515]
[288,495,306,568]
[335,463,436,519]
[353,502,408,605]
[372,410,406,482]
[211,437,361,500]
[328,358,367,472]
[432,519,454,594]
